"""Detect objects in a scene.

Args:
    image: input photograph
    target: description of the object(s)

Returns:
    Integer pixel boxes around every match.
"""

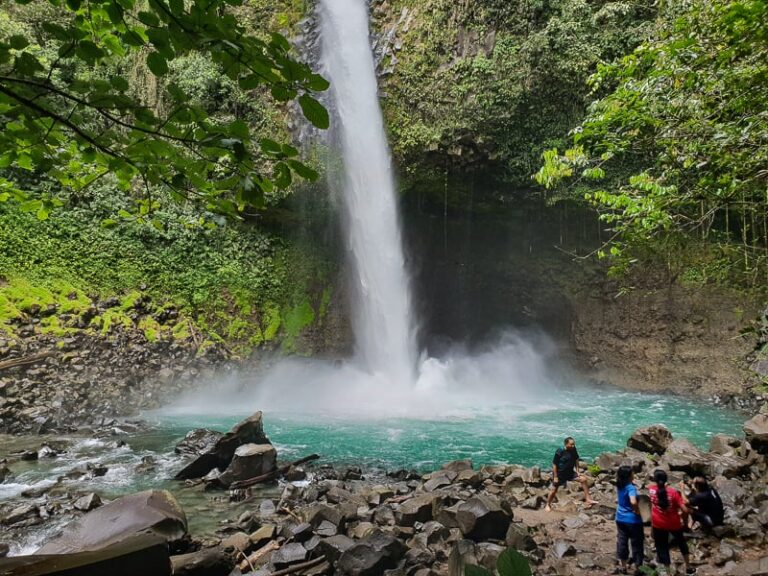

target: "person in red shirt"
[648,469,695,575]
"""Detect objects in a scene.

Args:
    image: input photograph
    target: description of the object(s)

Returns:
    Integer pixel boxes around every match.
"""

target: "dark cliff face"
[401,189,761,402]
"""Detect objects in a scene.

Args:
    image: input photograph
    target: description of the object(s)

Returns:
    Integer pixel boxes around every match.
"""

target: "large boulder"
[336,530,406,576]
[174,429,224,456]
[38,490,187,554]
[627,425,673,454]
[175,411,271,480]
[0,535,170,576]
[456,494,511,541]
[660,439,707,475]
[744,414,768,453]
[217,443,277,488]
[395,494,438,527]
[314,535,355,564]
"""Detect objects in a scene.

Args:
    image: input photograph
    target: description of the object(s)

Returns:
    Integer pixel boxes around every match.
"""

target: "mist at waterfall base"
[154,329,744,471]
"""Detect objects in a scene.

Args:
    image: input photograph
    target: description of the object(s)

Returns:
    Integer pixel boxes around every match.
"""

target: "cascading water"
[318,0,417,384]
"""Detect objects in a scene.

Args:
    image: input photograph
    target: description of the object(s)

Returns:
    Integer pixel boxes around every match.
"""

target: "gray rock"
[757,501,768,527]
[74,493,102,512]
[660,438,707,475]
[553,540,576,559]
[405,546,435,566]
[175,411,271,480]
[505,523,536,551]
[271,542,307,568]
[710,434,742,455]
[304,504,345,530]
[2,503,38,526]
[337,530,406,576]
[249,524,276,546]
[423,471,454,492]
[0,534,171,576]
[221,532,251,553]
[373,505,396,527]
[627,425,673,454]
[314,534,355,563]
[456,494,511,541]
[288,522,314,542]
[38,490,187,554]
[217,443,277,488]
[174,429,224,456]
[744,414,768,453]
[316,520,338,537]
[714,477,748,507]
[395,494,437,527]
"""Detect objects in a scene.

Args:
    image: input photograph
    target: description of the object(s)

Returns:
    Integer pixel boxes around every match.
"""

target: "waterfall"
[318,0,417,384]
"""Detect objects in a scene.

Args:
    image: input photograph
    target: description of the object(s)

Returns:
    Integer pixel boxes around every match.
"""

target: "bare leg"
[545,485,558,512]
[580,475,596,507]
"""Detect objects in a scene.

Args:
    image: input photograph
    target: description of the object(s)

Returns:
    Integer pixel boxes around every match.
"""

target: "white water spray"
[318,0,417,384]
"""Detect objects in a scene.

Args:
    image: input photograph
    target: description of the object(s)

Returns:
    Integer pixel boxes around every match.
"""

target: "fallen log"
[229,454,320,490]
[0,351,54,372]
[238,540,280,572]
[269,555,327,576]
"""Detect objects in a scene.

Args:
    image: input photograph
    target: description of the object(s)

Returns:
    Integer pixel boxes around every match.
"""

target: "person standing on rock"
[613,465,645,575]
[649,469,695,575]
[544,436,596,512]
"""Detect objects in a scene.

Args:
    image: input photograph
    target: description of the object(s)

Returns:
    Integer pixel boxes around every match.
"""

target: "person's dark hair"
[654,469,670,510]
[564,436,574,445]
[616,465,633,488]
[693,476,709,491]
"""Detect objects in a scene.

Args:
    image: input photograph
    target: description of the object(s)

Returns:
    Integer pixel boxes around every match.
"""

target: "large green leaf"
[299,94,330,130]
[496,548,532,576]
[464,565,493,576]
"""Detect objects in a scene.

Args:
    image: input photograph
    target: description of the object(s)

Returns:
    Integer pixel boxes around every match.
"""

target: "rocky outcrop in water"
[175,412,277,487]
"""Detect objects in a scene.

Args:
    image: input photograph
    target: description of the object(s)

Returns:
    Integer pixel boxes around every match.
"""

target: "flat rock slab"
[38,489,187,555]
[0,534,170,576]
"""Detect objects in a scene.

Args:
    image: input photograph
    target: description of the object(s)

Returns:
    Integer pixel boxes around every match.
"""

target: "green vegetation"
[0,0,327,220]
[464,547,532,576]
[0,181,337,354]
[377,0,655,194]
[536,0,768,291]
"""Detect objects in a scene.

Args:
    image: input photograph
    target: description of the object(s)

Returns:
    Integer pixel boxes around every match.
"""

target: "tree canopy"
[0,0,329,222]
[535,0,768,284]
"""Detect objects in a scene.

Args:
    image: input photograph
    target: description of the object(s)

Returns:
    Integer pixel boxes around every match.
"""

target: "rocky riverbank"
[2,411,767,575]
[0,322,231,435]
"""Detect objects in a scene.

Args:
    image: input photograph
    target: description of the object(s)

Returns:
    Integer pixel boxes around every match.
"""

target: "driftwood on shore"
[0,351,54,372]
[229,454,320,490]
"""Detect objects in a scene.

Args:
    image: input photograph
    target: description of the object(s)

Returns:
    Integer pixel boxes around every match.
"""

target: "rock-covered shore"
[2,412,767,576]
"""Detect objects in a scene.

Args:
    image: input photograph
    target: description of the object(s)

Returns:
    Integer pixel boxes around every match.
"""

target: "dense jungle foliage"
[0,0,334,353]
[375,0,657,193]
[536,0,768,291]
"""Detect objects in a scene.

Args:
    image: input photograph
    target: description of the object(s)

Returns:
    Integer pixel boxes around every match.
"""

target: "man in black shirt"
[685,477,724,530]
[545,436,596,512]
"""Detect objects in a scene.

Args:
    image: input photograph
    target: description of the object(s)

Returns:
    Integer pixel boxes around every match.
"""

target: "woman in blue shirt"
[615,465,644,575]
